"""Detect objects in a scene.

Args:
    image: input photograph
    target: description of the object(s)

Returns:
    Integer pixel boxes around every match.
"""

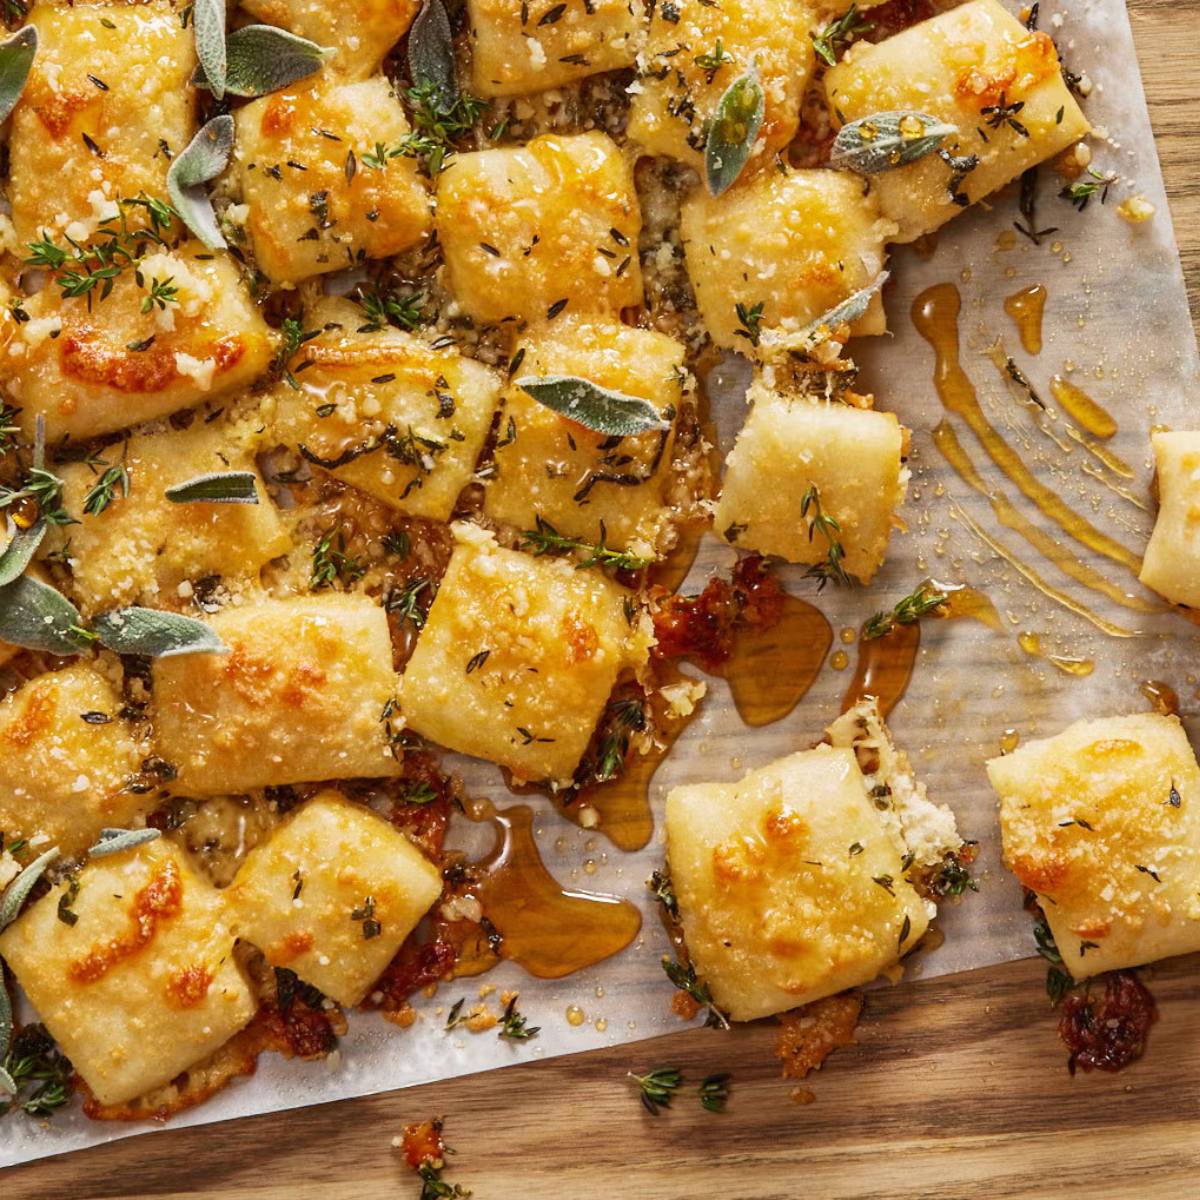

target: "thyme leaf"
[811,3,872,67]
[863,583,947,640]
[629,1065,682,1114]
[801,484,856,589]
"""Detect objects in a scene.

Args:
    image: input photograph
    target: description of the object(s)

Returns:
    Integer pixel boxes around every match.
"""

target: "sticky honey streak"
[1051,375,1119,440]
[933,422,1155,617]
[913,284,1142,575]
[1004,284,1046,355]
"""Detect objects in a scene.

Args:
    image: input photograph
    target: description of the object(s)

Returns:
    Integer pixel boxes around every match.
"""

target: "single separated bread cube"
[713,381,908,582]
[628,0,812,173]
[1140,431,1200,609]
[240,0,420,81]
[398,523,649,783]
[235,78,433,286]
[8,1,197,244]
[667,742,934,1022]
[0,664,151,858]
[263,299,502,520]
[58,418,291,615]
[0,838,255,1106]
[227,790,442,1005]
[825,0,1090,242]
[435,133,643,325]
[3,243,275,442]
[467,0,643,97]
[484,316,686,558]
[991,712,1200,979]
[152,594,402,795]
[681,168,894,352]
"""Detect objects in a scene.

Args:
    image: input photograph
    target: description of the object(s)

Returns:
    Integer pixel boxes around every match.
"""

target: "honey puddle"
[457,802,642,979]
[1004,284,1046,354]
[912,283,1142,575]
[1017,631,1095,677]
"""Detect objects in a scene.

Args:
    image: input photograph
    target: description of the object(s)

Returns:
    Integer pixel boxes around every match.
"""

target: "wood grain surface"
[7,3,1200,1197]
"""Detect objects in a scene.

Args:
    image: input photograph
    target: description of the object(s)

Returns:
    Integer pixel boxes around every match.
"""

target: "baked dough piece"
[990,712,1200,979]
[398,523,649,783]
[234,78,433,286]
[152,594,402,795]
[58,418,291,615]
[240,0,420,81]
[467,0,643,97]
[1140,431,1200,609]
[483,316,686,558]
[3,243,275,442]
[627,0,812,173]
[824,0,1090,243]
[666,743,933,1022]
[0,838,255,1107]
[434,133,643,325]
[227,790,442,1005]
[680,168,894,352]
[0,664,151,859]
[712,380,908,582]
[8,1,197,244]
[262,299,502,520]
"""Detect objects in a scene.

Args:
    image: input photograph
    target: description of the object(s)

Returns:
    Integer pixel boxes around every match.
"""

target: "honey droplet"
[1003,284,1047,355]
[830,649,849,671]
[566,1005,586,1027]
[1000,728,1021,754]
[1049,375,1118,439]
[1140,679,1180,716]
[839,626,857,644]
[1018,630,1094,677]
[594,1017,608,1032]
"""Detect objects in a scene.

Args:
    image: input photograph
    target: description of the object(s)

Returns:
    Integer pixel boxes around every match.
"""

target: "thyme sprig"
[368,79,487,176]
[81,460,130,517]
[356,284,427,334]
[1033,917,1077,1005]
[800,485,855,588]
[497,995,539,1041]
[734,300,764,347]
[699,1072,731,1113]
[863,583,947,640]
[630,1065,683,1115]
[386,576,435,629]
[661,955,731,1029]
[1059,167,1117,212]
[520,516,651,573]
[274,317,319,390]
[0,404,19,459]
[0,1024,73,1117]
[811,3,873,67]
[310,527,366,590]
[694,37,732,83]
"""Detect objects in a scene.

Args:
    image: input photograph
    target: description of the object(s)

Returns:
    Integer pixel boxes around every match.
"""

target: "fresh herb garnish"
[386,576,435,629]
[0,25,36,126]
[199,23,329,98]
[165,471,259,505]
[661,956,730,1029]
[648,867,679,919]
[90,608,227,658]
[355,285,427,334]
[497,995,539,1041]
[734,300,764,347]
[520,516,651,573]
[800,485,855,588]
[55,875,80,926]
[938,148,979,207]
[830,111,957,175]
[1033,916,1077,1004]
[88,827,161,858]
[311,527,366,590]
[926,851,978,897]
[167,115,234,249]
[351,896,382,939]
[515,376,669,437]
[811,3,872,67]
[704,67,764,197]
[980,92,1029,137]
[698,1072,731,1113]
[1059,167,1116,212]
[694,37,732,83]
[863,583,947,640]
[0,1024,73,1118]
[81,462,130,517]
[630,1065,682,1114]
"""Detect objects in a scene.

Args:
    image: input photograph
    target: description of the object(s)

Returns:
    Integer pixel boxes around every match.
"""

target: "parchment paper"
[3,0,1197,1168]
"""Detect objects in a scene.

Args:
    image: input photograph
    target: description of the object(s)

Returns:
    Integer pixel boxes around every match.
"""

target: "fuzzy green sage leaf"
[165,471,259,505]
[830,111,959,175]
[168,115,234,250]
[88,827,162,859]
[515,376,670,438]
[0,26,36,127]
[0,575,89,656]
[797,270,890,347]
[91,607,227,659]
[408,0,459,108]
[192,0,227,102]
[209,24,329,98]
[705,67,764,197]
[0,520,45,588]
[0,848,59,933]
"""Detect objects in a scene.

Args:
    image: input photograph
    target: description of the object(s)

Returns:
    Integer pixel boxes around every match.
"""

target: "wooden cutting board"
[7,2,1199,1196]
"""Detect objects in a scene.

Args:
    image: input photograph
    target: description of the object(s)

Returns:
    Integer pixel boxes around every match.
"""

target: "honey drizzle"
[949,501,1137,638]
[1050,375,1118,439]
[912,284,1142,575]
[1140,679,1180,716]
[929,578,1002,630]
[933,421,1155,617]
[1003,284,1046,354]
[1016,631,1095,677]
[841,623,919,718]
[460,803,642,980]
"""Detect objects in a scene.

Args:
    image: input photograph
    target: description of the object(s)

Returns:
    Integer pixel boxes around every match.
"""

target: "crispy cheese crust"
[991,713,1200,979]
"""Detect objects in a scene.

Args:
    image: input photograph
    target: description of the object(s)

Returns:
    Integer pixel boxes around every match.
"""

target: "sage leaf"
[515,376,670,438]
[0,26,36,127]
[408,0,458,107]
[0,987,12,1079]
[0,848,59,932]
[0,1064,14,1098]
[830,111,959,175]
[0,575,89,656]
[193,0,227,102]
[0,520,45,588]
[165,471,259,505]
[168,115,234,250]
[92,607,227,659]
[214,25,329,98]
[798,271,890,345]
[705,67,764,197]
[88,827,161,859]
